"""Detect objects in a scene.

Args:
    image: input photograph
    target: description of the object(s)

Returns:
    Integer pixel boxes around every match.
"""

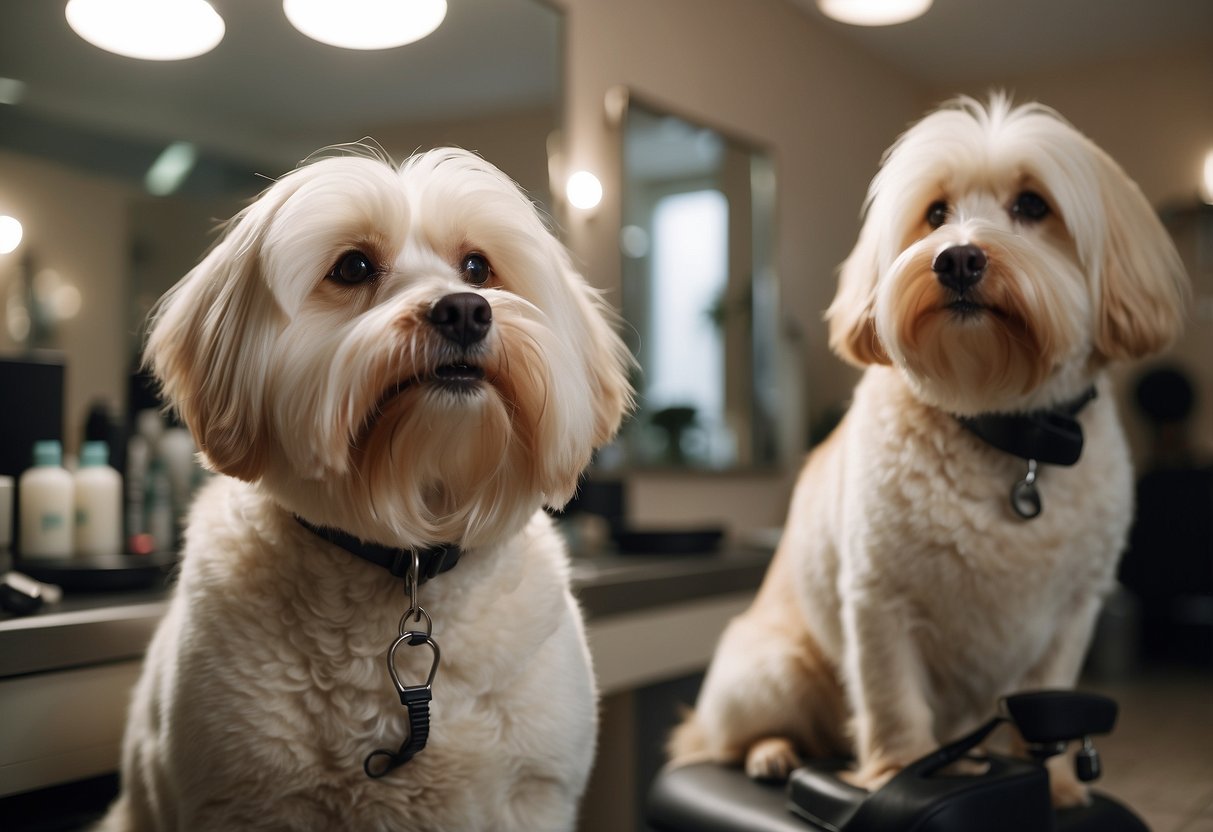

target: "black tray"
[15,552,177,592]
[611,527,725,554]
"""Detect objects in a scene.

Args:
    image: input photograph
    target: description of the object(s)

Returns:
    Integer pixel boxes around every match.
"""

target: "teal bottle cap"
[80,441,110,468]
[32,440,63,467]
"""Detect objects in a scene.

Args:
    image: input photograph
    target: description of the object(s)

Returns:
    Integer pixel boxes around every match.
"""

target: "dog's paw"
[1047,758,1091,809]
[744,737,801,782]
[840,759,903,792]
[939,755,991,778]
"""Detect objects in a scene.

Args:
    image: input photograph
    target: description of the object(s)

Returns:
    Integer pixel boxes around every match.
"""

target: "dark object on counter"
[612,527,724,555]
[0,354,66,556]
[0,572,46,615]
[17,552,175,592]
[561,476,626,533]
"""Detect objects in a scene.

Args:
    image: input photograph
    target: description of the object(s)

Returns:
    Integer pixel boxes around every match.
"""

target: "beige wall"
[553,0,923,532]
[0,150,131,456]
[368,105,558,213]
[928,44,1213,208]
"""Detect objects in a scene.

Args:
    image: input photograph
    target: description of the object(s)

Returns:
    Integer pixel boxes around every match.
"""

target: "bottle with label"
[18,440,74,559]
[0,475,13,572]
[74,441,123,557]
[145,456,173,554]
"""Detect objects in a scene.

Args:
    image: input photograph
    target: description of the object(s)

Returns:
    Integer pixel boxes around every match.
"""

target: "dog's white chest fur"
[107,477,596,832]
[793,366,1131,734]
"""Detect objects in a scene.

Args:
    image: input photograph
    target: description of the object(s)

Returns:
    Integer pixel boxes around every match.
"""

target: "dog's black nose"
[932,244,988,293]
[428,292,492,347]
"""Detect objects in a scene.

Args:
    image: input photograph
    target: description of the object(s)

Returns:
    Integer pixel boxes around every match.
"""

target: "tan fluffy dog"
[98,148,632,831]
[671,96,1188,807]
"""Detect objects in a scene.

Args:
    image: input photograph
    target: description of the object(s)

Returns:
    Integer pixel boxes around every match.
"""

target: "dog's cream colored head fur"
[827,94,1188,415]
[146,147,632,549]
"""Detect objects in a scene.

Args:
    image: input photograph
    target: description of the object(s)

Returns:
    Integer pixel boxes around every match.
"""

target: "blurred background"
[0,0,1210,829]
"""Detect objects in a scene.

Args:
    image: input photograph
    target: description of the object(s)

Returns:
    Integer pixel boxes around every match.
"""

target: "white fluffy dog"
[99,147,632,831]
[672,96,1188,807]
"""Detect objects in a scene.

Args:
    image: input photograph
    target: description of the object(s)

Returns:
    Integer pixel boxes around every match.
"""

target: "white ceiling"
[1,0,1209,183]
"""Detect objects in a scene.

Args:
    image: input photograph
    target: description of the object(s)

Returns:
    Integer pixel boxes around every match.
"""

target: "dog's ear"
[538,266,635,508]
[144,192,288,482]
[1091,148,1189,362]
[827,220,892,367]
[580,283,636,450]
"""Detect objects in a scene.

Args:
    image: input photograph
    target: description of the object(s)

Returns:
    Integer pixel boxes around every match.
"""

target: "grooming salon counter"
[0,546,771,797]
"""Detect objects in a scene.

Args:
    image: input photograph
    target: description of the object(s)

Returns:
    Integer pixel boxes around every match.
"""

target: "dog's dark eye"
[926,201,948,229]
[461,252,492,286]
[1011,191,1051,222]
[328,250,378,285]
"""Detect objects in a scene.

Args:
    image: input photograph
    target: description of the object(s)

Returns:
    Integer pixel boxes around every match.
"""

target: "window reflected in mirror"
[620,97,780,470]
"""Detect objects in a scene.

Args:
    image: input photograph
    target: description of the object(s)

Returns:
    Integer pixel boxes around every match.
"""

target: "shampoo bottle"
[18,440,74,559]
[74,441,123,557]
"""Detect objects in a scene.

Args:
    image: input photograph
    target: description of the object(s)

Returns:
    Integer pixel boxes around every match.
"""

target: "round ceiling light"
[283,0,448,50]
[817,0,933,26]
[65,0,225,61]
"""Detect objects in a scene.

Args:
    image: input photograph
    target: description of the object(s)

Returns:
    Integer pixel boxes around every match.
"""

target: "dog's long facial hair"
[828,94,1187,416]
[146,148,632,550]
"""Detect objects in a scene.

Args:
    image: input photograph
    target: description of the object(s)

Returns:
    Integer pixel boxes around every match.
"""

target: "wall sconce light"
[0,215,23,255]
[283,0,448,50]
[1201,148,1213,206]
[65,0,226,61]
[817,0,933,26]
[566,170,603,212]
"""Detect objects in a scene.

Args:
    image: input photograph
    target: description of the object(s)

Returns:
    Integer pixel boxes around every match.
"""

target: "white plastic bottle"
[74,441,123,557]
[18,440,74,559]
[158,421,198,529]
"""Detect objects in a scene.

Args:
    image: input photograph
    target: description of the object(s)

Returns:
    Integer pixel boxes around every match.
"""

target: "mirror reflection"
[0,0,561,448]
[619,95,780,470]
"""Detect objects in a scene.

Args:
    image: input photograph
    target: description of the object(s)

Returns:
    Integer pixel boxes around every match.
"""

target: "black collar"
[956,387,1097,467]
[295,517,462,582]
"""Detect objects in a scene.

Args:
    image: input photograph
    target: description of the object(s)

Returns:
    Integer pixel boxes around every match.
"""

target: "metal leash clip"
[364,551,442,779]
[1010,458,1042,519]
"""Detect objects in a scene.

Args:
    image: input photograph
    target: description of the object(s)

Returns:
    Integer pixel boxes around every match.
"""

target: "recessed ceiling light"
[0,215,23,255]
[283,0,448,51]
[817,0,933,26]
[65,0,225,61]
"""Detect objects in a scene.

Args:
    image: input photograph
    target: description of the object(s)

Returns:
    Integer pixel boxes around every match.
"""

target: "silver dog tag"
[1010,459,1042,519]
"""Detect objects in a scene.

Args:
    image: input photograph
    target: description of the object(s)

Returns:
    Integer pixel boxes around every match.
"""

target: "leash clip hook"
[365,549,441,779]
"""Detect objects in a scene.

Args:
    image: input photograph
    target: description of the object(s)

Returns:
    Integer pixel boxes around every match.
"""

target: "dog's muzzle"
[428,292,492,347]
[933,244,988,294]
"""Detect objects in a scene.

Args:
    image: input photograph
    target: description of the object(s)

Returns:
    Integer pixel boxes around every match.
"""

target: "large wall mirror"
[617,92,781,470]
[0,0,561,445]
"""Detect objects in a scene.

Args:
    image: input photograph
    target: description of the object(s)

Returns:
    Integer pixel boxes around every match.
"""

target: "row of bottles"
[18,439,122,558]
[6,410,206,561]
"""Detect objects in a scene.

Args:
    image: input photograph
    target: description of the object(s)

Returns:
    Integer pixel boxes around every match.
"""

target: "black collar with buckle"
[295,516,461,778]
[294,517,462,582]
[954,386,1097,519]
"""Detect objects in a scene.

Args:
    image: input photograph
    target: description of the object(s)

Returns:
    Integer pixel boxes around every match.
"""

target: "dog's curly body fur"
[103,479,594,832]
[672,96,1188,807]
